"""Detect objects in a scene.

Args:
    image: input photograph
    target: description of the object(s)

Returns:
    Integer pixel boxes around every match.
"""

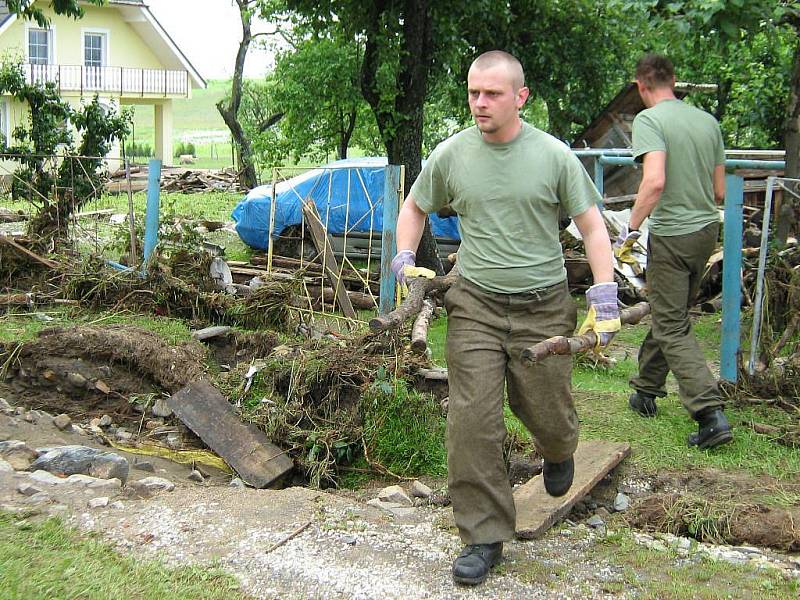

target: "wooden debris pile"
[161,168,246,194]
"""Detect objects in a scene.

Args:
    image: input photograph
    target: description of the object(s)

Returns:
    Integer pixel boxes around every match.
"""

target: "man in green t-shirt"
[618,53,732,450]
[392,50,618,586]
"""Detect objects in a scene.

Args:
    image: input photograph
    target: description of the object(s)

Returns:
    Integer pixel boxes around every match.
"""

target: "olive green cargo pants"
[629,222,722,417]
[444,277,578,544]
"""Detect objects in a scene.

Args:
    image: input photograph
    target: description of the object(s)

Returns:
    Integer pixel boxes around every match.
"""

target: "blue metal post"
[379,165,402,315]
[142,158,162,268]
[720,174,744,382]
[593,157,604,197]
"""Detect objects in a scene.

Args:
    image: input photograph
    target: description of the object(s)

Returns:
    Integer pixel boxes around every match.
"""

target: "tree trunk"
[338,109,357,160]
[784,40,800,180]
[360,0,443,275]
[217,0,258,190]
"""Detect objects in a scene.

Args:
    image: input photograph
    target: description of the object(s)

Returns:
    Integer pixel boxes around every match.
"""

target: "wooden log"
[0,293,31,305]
[305,285,375,310]
[410,298,436,354]
[369,265,459,332]
[521,302,651,364]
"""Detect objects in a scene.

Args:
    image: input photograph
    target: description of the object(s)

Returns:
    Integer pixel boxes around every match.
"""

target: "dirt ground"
[2,326,800,598]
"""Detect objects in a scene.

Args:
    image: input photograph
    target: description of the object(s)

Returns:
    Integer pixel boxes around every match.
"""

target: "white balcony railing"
[22,64,189,97]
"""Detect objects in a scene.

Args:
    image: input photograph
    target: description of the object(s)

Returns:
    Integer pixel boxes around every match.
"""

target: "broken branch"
[410,298,436,354]
[521,302,651,365]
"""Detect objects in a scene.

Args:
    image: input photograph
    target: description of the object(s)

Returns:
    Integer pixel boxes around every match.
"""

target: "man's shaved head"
[470,51,525,90]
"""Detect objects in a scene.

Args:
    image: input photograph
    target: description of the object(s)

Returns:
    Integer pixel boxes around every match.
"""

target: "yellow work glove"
[613,224,642,266]
[578,282,621,349]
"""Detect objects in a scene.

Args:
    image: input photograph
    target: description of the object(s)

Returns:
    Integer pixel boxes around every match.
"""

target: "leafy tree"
[3,0,105,27]
[0,60,130,242]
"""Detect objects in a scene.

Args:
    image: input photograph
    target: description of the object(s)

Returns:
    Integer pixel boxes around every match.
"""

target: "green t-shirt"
[410,122,599,293]
[632,99,725,236]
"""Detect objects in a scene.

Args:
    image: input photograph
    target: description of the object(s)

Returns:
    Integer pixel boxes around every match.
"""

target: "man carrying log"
[619,54,733,450]
[391,50,617,586]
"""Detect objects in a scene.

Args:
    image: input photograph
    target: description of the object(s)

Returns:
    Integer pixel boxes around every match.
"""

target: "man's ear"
[517,86,530,109]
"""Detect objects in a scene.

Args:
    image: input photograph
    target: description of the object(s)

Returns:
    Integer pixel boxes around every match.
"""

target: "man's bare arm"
[396,194,428,252]
[573,205,614,284]
[629,151,666,230]
[713,164,726,204]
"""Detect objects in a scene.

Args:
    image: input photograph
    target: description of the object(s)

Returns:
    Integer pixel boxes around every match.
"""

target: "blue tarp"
[231,157,460,251]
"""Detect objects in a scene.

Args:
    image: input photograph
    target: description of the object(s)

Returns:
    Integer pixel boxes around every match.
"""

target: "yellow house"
[0,0,206,164]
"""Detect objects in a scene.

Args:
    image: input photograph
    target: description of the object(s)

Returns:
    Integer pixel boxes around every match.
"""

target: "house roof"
[572,81,717,149]
[0,0,206,89]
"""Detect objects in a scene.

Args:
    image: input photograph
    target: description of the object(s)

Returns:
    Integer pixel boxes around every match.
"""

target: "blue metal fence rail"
[582,151,786,383]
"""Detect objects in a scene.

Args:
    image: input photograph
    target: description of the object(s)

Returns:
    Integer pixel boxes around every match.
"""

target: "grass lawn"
[0,511,250,600]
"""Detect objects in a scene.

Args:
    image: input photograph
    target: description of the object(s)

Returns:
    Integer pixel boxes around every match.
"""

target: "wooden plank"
[166,379,294,489]
[0,234,58,268]
[514,440,631,539]
[301,202,357,319]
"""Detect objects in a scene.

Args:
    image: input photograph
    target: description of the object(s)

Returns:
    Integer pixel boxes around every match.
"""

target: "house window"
[84,33,105,68]
[28,28,51,65]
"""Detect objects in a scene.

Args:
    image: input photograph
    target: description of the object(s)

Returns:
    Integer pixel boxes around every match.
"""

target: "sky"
[146,0,276,80]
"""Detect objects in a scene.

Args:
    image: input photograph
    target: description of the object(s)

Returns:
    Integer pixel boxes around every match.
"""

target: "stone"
[29,470,68,485]
[0,397,13,413]
[98,415,113,428]
[29,445,129,483]
[88,478,122,492]
[115,429,133,443]
[89,418,102,429]
[151,397,173,418]
[88,496,109,508]
[366,498,415,518]
[93,380,112,395]
[17,483,43,496]
[0,440,40,470]
[52,414,72,431]
[14,406,24,415]
[229,478,246,489]
[187,470,204,483]
[341,534,358,546]
[41,369,57,382]
[128,477,175,498]
[613,492,630,512]
[587,515,605,528]
[110,501,124,509]
[0,458,13,473]
[27,492,51,504]
[377,485,413,507]
[410,480,433,498]
[67,372,88,388]
[166,433,182,449]
[23,411,38,423]
[133,461,155,473]
[595,507,611,520]
[144,420,163,431]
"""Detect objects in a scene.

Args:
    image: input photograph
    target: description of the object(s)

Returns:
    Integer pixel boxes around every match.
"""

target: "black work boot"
[452,542,503,585]
[629,391,657,417]
[543,456,574,497]
[688,407,733,450]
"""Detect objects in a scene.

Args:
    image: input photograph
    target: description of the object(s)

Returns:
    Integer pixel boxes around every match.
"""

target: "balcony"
[22,63,189,98]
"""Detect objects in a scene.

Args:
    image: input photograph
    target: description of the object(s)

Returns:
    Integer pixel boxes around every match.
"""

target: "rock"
[17,483,43,496]
[88,496,109,508]
[29,445,129,483]
[115,429,133,443]
[23,410,38,423]
[166,433,182,449]
[144,420,163,430]
[14,406,25,415]
[52,414,72,431]
[613,492,630,512]
[0,458,13,472]
[366,498,415,518]
[595,506,611,520]
[110,501,124,509]
[192,326,232,341]
[0,397,13,414]
[128,477,175,498]
[98,415,112,428]
[67,372,88,388]
[151,397,173,418]
[341,534,358,546]
[0,440,40,470]
[27,492,51,504]
[89,418,102,429]
[133,461,155,473]
[88,478,122,492]
[229,478,246,489]
[29,470,68,485]
[587,515,606,528]
[377,485,413,507]
[410,480,433,498]
[93,380,112,395]
[187,470,204,483]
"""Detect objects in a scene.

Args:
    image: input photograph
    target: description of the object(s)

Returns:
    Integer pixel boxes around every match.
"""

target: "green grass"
[0,309,193,345]
[0,511,250,600]
[587,528,800,599]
